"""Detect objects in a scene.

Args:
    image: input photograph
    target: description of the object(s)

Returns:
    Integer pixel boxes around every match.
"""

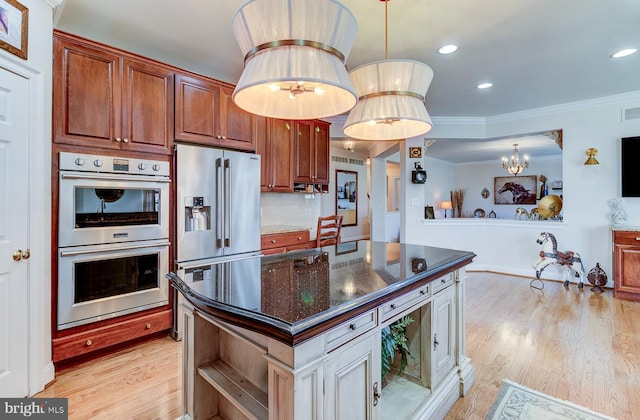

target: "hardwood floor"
[446,271,639,420]
[36,272,640,419]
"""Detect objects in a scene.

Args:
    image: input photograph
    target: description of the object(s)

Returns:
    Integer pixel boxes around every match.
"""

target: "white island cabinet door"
[432,284,457,388]
[323,333,381,420]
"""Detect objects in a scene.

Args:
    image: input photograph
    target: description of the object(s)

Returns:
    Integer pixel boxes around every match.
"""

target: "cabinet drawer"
[261,230,310,250]
[613,231,640,246]
[380,284,431,323]
[432,274,454,294]
[52,309,172,362]
[325,310,377,352]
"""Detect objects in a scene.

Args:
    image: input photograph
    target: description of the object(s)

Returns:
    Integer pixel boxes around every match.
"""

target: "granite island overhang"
[168,240,475,346]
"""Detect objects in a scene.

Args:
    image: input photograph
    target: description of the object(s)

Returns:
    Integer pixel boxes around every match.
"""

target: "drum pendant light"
[343,0,434,140]
[232,0,358,120]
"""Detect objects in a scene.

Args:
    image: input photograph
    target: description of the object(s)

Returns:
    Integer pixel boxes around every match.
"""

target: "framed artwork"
[424,205,435,219]
[0,0,28,60]
[409,147,422,158]
[494,175,537,205]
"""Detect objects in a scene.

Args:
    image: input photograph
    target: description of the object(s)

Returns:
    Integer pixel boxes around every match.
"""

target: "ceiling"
[53,0,639,162]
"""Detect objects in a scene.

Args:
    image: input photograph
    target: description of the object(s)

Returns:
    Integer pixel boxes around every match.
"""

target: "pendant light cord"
[384,0,389,60]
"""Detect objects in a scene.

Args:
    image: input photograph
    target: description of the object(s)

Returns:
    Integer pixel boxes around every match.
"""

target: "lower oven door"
[58,240,170,330]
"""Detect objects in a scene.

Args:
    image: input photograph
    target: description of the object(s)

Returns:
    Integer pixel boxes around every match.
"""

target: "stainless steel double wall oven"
[57,152,171,330]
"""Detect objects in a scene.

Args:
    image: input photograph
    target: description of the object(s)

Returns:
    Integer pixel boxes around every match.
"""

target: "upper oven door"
[58,171,170,247]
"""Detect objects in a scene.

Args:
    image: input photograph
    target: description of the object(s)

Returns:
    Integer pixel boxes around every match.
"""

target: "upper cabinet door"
[175,74,256,152]
[314,121,330,185]
[218,85,256,152]
[121,58,174,155]
[174,73,219,145]
[53,35,122,150]
[293,121,315,183]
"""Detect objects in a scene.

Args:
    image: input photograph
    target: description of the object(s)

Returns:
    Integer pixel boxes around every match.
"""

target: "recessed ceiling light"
[438,44,458,55]
[611,48,638,58]
[477,82,493,89]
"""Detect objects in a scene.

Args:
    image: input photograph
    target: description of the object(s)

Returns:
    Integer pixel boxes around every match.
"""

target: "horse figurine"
[533,232,585,288]
[515,207,540,220]
[498,182,536,204]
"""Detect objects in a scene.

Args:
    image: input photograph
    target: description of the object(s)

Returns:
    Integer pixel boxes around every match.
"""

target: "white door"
[0,68,30,397]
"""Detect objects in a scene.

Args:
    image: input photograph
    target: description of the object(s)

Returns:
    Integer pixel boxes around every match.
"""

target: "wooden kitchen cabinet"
[53,31,174,155]
[613,229,640,301]
[257,118,294,192]
[174,73,256,152]
[293,120,330,185]
[260,229,311,255]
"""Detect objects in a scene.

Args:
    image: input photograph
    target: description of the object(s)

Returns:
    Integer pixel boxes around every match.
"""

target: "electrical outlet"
[411,198,419,206]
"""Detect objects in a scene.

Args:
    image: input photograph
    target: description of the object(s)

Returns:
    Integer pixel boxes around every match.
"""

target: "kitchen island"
[169,240,476,420]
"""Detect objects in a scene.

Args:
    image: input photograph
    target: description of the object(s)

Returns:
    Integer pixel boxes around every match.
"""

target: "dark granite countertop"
[169,240,475,345]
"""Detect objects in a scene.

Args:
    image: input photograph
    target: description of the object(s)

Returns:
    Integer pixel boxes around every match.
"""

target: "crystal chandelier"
[343,140,356,152]
[502,144,529,175]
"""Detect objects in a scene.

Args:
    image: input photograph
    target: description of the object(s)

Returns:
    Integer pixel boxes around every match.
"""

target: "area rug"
[485,379,616,420]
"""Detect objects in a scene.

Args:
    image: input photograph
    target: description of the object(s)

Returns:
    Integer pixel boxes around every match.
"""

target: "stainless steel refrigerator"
[172,143,261,339]
[175,143,261,264]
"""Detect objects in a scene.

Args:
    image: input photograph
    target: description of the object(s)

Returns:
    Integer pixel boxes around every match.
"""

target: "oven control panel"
[59,152,170,177]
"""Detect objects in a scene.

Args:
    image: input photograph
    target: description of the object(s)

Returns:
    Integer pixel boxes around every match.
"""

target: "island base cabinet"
[177,268,474,420]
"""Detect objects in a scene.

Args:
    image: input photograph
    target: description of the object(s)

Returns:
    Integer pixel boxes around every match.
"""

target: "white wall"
[1,0,60,394]
[399,92,640,285]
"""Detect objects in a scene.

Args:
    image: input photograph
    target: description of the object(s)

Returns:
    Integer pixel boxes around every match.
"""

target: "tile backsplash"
[261,193,321,237]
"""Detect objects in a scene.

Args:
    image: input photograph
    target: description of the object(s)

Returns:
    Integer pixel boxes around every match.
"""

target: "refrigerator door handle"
[224,158,231,247]
[215,158,224,248]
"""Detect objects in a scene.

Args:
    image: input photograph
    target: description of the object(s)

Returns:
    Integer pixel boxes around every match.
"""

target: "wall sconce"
[411,162,427,184]
[584,148,599,165]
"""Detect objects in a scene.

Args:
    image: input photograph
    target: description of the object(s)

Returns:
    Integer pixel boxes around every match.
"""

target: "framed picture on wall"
[494,175,537,205]
[0,0,29,60]
[424,205,435,219]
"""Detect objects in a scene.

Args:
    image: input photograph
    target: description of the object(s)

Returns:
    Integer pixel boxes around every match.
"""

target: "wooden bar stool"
[316,215,343,247]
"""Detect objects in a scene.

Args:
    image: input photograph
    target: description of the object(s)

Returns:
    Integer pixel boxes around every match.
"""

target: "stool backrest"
[316,215,343,247]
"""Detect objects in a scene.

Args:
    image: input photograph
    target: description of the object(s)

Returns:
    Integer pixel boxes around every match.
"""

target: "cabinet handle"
[441,278,446,284]
[373,382,380,406]
[115,137,122,142]
[420,289,426,295]
[636,237,640,241]
[390,304,396,310]
[349,323,356,331]
[297,237,302,240]
[222,135,226,140]
[145,323,152,329]
[433,333,439,351]
[271,240,276,244]
[123,137,129,143]
[86,339,93,346]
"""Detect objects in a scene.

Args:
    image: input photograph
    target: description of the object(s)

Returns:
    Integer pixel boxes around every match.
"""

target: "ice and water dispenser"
[184,196,211,232]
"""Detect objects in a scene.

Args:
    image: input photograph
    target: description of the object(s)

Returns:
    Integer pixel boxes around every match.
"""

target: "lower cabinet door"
[432,285,456,387]
[324,333,381,420]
